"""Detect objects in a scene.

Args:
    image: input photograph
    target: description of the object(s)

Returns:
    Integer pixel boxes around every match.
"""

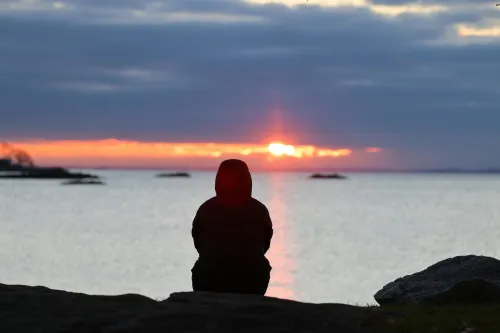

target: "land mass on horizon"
[0,142,98,179]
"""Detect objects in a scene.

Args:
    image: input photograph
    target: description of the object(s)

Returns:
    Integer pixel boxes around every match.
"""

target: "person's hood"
[215,159,252,206]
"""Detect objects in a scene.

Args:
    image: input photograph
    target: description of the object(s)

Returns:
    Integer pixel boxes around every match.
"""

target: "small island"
[0,142,99,180]
[309,173,348,180]
[156,171,191,178]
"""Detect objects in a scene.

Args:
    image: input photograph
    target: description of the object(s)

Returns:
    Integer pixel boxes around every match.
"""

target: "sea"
[0,171,499,305]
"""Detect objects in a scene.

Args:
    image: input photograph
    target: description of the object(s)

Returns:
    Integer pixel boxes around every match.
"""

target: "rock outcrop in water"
[309,173,347,179]
[0,283,389,333]
[374,255,500,305]
[61,178,106,185]
[155,171,191,178]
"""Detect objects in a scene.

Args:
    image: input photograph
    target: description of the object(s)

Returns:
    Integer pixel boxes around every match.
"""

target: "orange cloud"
[5,139,381,168]
[365,147,382,153]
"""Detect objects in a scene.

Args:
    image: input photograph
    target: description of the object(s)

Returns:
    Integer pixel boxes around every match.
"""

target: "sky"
[1,0,499,170]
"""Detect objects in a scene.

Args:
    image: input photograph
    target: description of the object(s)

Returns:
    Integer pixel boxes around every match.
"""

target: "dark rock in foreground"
[309,173,348,179]
[374,255,500,305]
[0,283,387,333]
[156,171,191,178]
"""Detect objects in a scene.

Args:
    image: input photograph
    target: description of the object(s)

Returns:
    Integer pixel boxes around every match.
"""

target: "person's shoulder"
[197,197,217,213]
[249,197,270,214]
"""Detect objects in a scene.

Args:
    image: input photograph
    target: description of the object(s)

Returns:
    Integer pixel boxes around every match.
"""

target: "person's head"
[215,159,252,206]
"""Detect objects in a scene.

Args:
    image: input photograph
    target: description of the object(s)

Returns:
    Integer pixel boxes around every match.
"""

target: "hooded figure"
[191,159,273,295]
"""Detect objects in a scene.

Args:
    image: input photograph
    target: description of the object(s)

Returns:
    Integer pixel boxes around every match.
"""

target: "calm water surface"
[0,171,499,304]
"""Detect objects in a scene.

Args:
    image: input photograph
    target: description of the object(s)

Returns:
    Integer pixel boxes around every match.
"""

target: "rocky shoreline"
[0,283,388,333]
[4,255,500,333]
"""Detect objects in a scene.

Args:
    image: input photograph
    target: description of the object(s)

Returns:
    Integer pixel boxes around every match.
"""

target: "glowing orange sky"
[6,139,382,169]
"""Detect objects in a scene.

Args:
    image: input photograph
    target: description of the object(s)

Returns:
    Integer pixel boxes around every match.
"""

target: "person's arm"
[262,207,273,254]
[191,208,203,254]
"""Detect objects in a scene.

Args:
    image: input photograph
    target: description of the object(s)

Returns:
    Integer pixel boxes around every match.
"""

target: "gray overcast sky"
[1,0,499,168]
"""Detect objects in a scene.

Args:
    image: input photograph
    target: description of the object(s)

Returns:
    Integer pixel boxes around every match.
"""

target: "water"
[0,171,499,304]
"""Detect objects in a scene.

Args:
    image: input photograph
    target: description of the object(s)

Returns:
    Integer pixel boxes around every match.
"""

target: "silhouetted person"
[191,159,273,295]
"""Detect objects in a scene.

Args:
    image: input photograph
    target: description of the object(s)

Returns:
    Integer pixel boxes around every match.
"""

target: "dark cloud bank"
[1,0,499,168]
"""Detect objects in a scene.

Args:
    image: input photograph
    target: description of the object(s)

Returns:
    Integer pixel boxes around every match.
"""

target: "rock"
[61,178,106,185]
[374,255,500,305]
[155,172,191,178]
[309,173,347,180]
[0,283,389,333]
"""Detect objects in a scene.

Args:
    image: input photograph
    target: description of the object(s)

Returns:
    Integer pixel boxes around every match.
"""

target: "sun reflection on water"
[265,173,296,299]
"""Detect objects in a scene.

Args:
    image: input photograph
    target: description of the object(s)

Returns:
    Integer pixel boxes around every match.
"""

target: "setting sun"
[268,143,296,157]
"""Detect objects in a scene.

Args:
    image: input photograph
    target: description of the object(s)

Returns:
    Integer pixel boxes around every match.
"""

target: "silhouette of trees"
[0,142,35,167]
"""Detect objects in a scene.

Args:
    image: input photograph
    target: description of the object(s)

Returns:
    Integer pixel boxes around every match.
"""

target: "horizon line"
[63,165,500,174]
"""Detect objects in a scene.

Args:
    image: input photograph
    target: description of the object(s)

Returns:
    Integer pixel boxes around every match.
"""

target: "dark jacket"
[191,159,273,262]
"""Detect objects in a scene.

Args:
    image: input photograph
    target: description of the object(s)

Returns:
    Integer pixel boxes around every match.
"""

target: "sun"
[268,142,296,157]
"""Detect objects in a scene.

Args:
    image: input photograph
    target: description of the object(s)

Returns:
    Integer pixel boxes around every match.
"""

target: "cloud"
[0,0,499,168]
[47,67,191,93]
[369,0,494,4]
[457,21,500,37]
[247,0,447,17]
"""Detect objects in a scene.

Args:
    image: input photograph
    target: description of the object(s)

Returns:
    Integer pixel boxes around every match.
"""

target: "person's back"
[191,159,273,295]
